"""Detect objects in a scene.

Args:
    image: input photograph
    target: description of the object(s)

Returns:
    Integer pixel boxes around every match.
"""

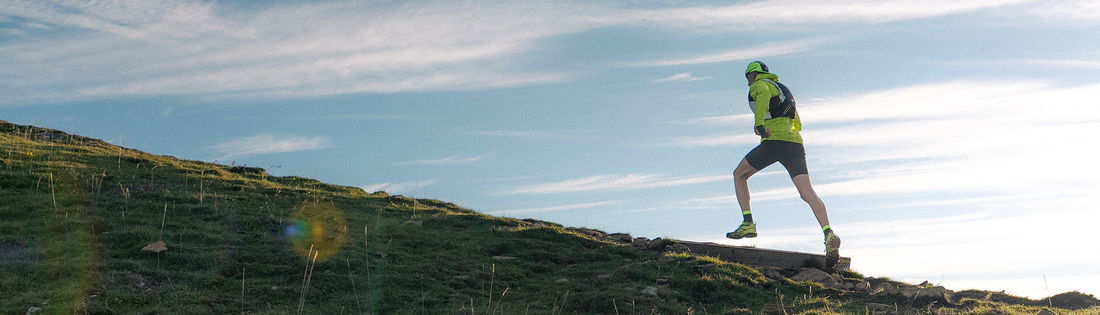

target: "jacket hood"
[754,72,779,82]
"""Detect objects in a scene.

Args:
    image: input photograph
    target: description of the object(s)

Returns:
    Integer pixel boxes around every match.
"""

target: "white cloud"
[653,72,712,82]
[1024,1,1100,21]
[361,179,439,196]
[798,80,1043,124]
[624,0,1035,26]
[0,0,605,103]
[0,0,1061,103]
[395,154,492,166]
[207,133,328,159]
[844,208,1100,297]
[700,206,1100,297]
[804,81,1100,197]
[503,200,624,215]
[998,58,1100,69]
[626,37,830,67]
[659,133,759,148]
[666,114,754,126]
[673,80,1100,200]
[502,173,729,195]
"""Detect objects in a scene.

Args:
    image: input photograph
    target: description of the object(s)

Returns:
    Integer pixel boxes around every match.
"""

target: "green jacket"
[748,73,803,144]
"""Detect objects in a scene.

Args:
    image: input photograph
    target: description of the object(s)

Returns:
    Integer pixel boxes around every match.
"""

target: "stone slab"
[678,241,851,271]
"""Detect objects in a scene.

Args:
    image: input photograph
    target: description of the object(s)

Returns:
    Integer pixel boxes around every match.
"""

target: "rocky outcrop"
[790,268,844,289]
[569,228,960,309]
[577,230,693,255]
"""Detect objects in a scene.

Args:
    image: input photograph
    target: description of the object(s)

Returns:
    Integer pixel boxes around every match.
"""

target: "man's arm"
[750,82,771,138]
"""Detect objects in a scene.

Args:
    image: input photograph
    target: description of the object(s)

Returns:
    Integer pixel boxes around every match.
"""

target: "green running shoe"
[825,232,841,269]
[726,222,757,239]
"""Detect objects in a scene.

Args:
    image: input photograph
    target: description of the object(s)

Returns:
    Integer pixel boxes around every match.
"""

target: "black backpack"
[762,79,796,119]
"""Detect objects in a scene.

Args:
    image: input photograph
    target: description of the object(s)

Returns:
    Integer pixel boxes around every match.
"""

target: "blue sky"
[4,0,1100,299]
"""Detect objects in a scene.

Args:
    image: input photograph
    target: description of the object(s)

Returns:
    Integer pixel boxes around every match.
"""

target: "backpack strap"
[762,79,796,119]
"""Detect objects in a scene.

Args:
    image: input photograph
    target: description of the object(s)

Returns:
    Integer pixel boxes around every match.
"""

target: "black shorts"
[744,140,808,178]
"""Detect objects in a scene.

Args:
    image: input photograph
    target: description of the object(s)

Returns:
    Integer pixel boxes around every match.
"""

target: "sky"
[3,0,1100,299]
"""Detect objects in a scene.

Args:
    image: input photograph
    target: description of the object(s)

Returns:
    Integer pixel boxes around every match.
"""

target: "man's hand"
[755,126,771,138]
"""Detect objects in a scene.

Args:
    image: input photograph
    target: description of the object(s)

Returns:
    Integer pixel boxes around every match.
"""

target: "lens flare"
[286,199,347,261]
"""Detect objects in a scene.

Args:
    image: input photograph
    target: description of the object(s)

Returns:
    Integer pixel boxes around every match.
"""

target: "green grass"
[2,119,1098,315]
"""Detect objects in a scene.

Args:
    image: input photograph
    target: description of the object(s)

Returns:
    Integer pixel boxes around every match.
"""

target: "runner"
[726,61,842,268]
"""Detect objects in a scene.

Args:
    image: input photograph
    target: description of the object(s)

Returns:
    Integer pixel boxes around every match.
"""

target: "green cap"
[745,61,769,75]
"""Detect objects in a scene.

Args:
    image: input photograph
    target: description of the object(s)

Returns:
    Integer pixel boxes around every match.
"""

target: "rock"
[820,276,842,289]
[26,307,41,315]
[874,282,897,293]
[664,243,690,254]
[631,237,651,249]
[609,233,633,243]
[491,256,515,261]
[658,256,674,264]
[36,132,63,141]
[575,228,606,239]
[641,286,659,297]
[920,286,950,298]
[1048,291,1100,309]
[790,268,830,282]
[897,286,919,298]
[141,241,167,252]
[126,273,148,291]
[925,285,949,295]
[756,266,784,280]
[896,285,949,299]
[555,278,569,283]
[790,268,841,288]
[647,238,664,250]
[855,281,872,291]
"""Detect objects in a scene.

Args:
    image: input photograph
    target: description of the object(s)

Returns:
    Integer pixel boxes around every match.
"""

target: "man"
[726,61,842,268]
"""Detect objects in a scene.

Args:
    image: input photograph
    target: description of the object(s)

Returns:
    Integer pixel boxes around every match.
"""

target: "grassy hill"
[1,119,1097,315]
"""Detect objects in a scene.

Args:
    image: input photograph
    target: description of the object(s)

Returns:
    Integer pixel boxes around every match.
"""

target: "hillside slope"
[1,119,1096,315]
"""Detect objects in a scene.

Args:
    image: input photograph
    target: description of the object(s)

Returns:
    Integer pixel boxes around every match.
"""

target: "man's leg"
[791,174,829,228]
[728,158,760,239]
[792,174,841,268]
[734,158,759,217]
